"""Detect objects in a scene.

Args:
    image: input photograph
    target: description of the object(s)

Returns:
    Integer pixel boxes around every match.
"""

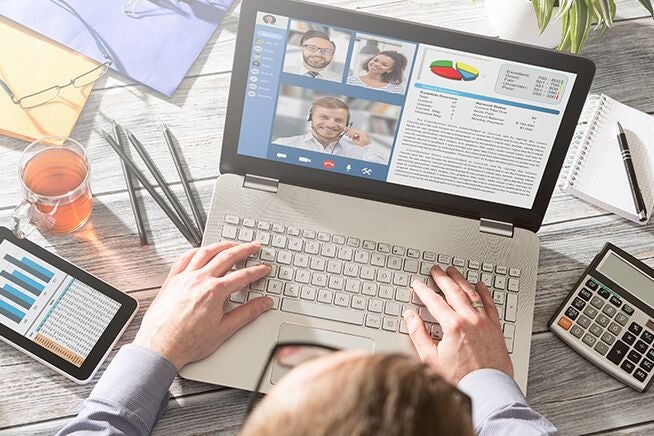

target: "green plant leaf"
[557,10,572,51]
[637,0,654,18]
[532,0,556,32]
[569,1,590,54]
[594,0,613,27]
[555,0,575,19]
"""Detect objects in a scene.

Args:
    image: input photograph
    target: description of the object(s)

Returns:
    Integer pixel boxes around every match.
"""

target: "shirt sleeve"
[457,369,559,436]
[56,344,177,436]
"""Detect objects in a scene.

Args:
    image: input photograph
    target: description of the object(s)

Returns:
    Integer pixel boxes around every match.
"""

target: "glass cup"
[12,137,93,238]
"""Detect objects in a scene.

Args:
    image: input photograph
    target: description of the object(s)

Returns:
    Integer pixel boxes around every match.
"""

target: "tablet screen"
[0,240,121,367]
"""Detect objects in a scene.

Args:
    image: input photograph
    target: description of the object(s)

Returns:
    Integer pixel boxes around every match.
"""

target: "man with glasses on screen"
[284,30,341,81]
[58,242,558,435]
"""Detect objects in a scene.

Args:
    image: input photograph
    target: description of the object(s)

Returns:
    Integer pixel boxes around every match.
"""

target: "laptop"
[179,0,595,393]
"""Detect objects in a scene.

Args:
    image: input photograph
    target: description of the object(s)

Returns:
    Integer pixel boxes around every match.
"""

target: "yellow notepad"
[0,17,97,143]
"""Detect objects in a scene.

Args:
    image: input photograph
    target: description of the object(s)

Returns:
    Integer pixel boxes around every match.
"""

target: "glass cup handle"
[12,198,58,238]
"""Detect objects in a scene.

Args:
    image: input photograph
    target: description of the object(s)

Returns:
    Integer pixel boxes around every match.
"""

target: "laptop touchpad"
[270,322,375,384]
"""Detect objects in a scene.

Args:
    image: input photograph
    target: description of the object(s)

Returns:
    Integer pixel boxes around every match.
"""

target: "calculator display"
[597,251,654,307]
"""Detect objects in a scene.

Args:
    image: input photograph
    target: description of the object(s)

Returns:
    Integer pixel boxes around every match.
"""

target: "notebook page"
[571,95,654,223]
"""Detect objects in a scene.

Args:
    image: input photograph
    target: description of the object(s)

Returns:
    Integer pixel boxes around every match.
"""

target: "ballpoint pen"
[616,121,647,222]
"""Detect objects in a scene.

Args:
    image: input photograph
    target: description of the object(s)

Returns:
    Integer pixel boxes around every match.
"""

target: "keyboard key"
[362,240,376,250]
[495,265,507,275]
[328,276,344,291]
[407,248,420,259]
[377,270,392,284]
[399,320,409,334]
[347,237,360,247]
[318,289,334,304]
[272,223,285,233]
[387,256,402,270]
[277,250,292,265]
[582,333,597,347]
[570,325,584,339]
[601,331,615,345]
[385,301,401,316]
[287,238,303,251]
[621,360,635,374]
[250,277,266,291]
[382,317,399,332]
[598,288,610,299]
[221,225,238,239]
[607,340,629,365]
[609,295,622,307]
[282,298,364,326]
[345,279,361,294]
[354,250,370,264]
[641,330,654,344]
[278,266,294,281]
[622,304,635,316]
[507,278,519,293]
[589,323,603,337]
[321,243,336,258]
[420,262,433,275]
[629,322,643,336]
[337,246,354,261]
[594,341,609,356]
[481,263,493,272]
[293,254,309,269]
[494,276,506,290]
[284,283,300,298]
[271,234,287,248]
[365,313,381,329]
[372,253,387,267]
[224,214,240,224]
[505,294,518,323]
[286,226,300,236]
[423,251,436,261]
[431,324,443,340]
[378,243,391,253]
[378,284,394,299]
[622,331,637,345]
[305,240,320,255]
[578,288,592,301]
[420,307,437,323]
[395,288,411,303]
[633,368,648,383]
[302,229,316,239]
[267,280,283,295]
[368,299,383,313]
[392,245,406,256]
[467,271,480,284]
[242,217,255,227]
[310,257,326,271]
[255,231,271,245]
[608,322,622,336]
[437,254,451,264]
[311,272,327,287]
[503,323,516,353]
[411,291,424,306]
[238,227,254,242]
[351,295,367,310]
[300,286,317,301]
[577,315,592,329]
[509,267,520,277]
[362,282,377,296]
[230,290,247,303]
[614,312,629,326]
[493,290,505,306]
[628,350,642,364]
[586,280,598,290]
[393,272,409,287]
[332,234,345,245]
[327,259,343,274]
[634,340,648,354]
[344,263,359,278]
[468,260,480,270]
[248,291,264,301]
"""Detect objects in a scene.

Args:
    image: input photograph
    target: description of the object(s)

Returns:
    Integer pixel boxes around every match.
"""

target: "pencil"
[161,123,206,237]
[124,129,203,245]
[112,120,149,247]
[101,131,199,247]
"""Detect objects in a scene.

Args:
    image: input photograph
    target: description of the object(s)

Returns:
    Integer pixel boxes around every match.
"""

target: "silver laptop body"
[179,0,595,394]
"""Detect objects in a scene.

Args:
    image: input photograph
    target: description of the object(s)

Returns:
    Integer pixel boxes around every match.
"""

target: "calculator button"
[596,314,611,327]
[565,307,579,321]
[622,304,635,316]
[628,350,642,364]
[577,315,592,329]
[590,296,604,309]
[614,312,629,326]
[607,341,629,365]
[622,331,637,345]
[629,322,643,336]
[648,349,654,361]
[602,305,617,318]
[570,325,585,339]
[641,359,653,372]
[609,295,622,307]
[585,279,598,290]
[558,316,573,330]
[589,323,603,337]
[635,340,648,354]
[594,341,610,356]
[633,368,648,383]
[583,306,599,319]
[578,288,592,301]
[601,331,615,345]
[571,297,586,311]
[582,333,597,347]
[642,330,654,344]
[621,360,635,374]
[597,288,611,299]
[608,322,622,336]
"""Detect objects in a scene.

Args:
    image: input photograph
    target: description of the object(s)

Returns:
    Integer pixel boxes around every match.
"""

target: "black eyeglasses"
[244,342,339,418]
[0,0,113,109]
[303,44,335,56]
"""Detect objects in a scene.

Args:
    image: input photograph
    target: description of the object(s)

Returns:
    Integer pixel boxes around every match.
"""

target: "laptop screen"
[236,12,578,210]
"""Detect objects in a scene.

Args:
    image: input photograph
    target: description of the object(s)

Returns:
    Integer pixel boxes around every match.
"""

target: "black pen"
[616,122,647,222]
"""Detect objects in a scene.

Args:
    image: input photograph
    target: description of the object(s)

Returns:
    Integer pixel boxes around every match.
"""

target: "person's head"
[300,30,336,71]
[241,351,474,436]
[361,50,408,84]
[263,15,275,24]
[307,97,350,143]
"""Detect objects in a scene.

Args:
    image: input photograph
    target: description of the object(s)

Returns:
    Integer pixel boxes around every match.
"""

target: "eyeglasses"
[0,0,113,109]
[244,342,339,418]
[303,44,335,56]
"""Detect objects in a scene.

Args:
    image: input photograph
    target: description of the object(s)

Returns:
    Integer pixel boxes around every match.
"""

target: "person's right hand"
[133,241,273,370]
[403,265,513,385]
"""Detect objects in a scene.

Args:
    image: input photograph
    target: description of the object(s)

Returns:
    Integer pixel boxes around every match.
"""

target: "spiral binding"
[561,94,609,189]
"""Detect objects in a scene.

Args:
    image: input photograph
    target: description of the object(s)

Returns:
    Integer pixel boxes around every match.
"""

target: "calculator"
[549,243,654,392]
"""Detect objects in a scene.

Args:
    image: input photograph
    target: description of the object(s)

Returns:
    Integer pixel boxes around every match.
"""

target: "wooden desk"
[1,1,653,434]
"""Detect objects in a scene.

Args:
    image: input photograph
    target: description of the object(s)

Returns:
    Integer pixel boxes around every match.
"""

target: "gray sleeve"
[457,369,559,436]
[56,344,177,436]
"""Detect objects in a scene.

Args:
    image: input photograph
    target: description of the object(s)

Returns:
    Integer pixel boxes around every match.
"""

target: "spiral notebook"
[561,94,654,225]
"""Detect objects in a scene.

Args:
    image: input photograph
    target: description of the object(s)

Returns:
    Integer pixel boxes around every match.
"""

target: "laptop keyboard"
[221,215,521,353]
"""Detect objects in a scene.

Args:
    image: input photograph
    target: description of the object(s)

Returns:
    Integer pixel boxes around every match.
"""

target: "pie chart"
[430,60,479,81]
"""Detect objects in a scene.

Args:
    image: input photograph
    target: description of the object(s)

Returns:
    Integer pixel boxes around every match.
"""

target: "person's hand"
[403,265,513,385]
[344,127,371,147]
[133,241,273,370]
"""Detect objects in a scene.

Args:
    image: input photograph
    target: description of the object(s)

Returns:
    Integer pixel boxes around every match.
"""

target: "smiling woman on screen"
[347,50,408,94]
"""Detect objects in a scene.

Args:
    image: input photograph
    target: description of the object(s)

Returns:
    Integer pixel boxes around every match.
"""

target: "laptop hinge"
[479,218,514,238]
[243,174,279,193]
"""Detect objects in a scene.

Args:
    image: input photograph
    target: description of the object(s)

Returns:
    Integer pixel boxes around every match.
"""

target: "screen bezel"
[0,227,138,382]
[220,0,596,233]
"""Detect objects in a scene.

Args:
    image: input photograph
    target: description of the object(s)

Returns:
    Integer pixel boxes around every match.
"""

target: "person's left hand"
[133,241,273,370]
[344,127,371,147]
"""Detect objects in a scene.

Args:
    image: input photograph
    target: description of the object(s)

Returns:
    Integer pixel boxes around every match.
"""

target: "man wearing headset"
[273,97,387,164]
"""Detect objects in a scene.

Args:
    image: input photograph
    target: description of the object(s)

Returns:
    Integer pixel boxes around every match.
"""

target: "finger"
[403,310,438,362]
[430,265,478,317]
[412,279,457,326]
[215,264,271,295]
[203,242,263,277]
[187,241,240,270]
[446,266,484,309]
[220,296,274,340]
[476,281,501,325]
[167,248,199,278]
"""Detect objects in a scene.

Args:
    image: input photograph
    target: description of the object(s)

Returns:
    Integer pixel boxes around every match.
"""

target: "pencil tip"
[161,122,167,131]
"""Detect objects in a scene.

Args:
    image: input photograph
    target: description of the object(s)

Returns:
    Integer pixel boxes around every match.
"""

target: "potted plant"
[485,0,654,53]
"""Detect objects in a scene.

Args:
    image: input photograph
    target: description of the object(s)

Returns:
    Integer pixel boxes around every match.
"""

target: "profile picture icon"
[263,14,276,25]
[251,60,261,67]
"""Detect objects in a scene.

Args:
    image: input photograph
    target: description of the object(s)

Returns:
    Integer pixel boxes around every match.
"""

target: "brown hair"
[309,97,351,124]
[361,50,408,84]
[300,30,336,50]
[240,354,474,436]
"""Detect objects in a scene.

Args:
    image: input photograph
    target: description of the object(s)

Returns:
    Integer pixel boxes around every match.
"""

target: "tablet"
[0,227,138,384]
